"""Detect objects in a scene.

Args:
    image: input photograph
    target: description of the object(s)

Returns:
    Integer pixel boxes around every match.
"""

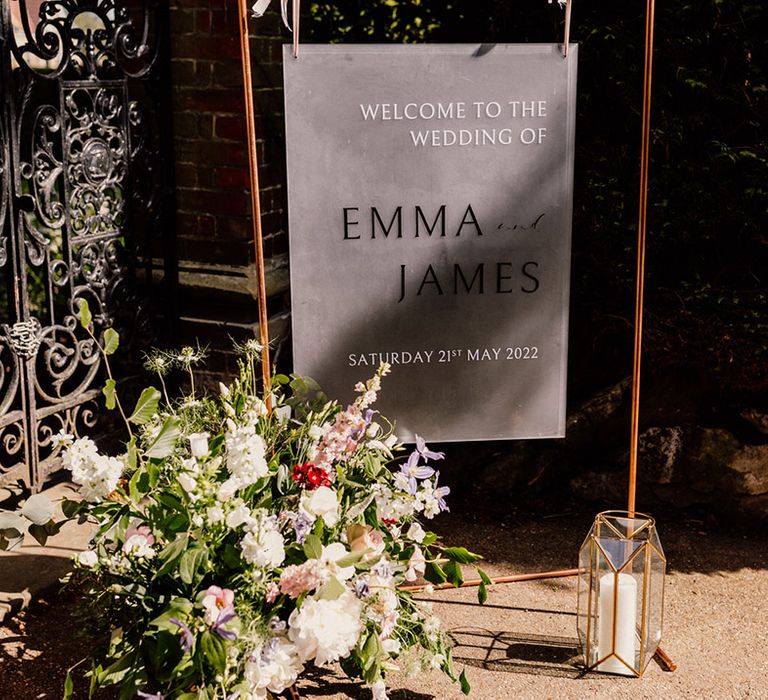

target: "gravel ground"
[2,503,767,699]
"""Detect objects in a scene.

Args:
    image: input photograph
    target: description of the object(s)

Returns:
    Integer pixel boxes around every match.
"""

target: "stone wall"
[167,1,291,378]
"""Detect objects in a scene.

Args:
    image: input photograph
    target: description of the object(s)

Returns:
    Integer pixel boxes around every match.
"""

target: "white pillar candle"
[597,572,637,675]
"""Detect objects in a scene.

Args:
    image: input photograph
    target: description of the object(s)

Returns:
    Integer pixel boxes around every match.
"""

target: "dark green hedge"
[308,1,768,397]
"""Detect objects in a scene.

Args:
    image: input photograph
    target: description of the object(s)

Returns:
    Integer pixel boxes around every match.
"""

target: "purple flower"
[226,693,241,700]
[354,579,370,599]
[138,692,165,700]
[212,607,238,641]
[169,617,194,653]
[401,453,435,495]
[415,434,445,462]
[433,471,451,513]
[292,512,313,544]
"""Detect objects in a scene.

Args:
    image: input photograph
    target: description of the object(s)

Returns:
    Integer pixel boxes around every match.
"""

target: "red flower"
[292,462,331,490]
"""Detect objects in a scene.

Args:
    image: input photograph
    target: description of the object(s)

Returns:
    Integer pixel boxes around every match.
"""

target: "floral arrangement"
[0,302,488,700]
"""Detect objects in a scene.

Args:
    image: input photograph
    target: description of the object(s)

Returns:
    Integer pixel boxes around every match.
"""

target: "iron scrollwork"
[1,1,170,491]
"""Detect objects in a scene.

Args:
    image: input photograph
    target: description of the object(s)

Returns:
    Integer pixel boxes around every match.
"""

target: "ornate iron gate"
[0,1,174,491]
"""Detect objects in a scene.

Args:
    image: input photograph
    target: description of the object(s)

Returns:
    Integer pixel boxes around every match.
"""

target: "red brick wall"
[167,1,290,375]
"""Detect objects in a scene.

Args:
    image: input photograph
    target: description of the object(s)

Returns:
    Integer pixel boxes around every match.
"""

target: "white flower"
[406,522,426,543]
[241,529,285,568]
[274,405,292,424]
[404,545,426,582]
[308,424,326,441]
[177,472,197,493]
[53,430,74,449]
[226,502,253,529]
[382,638,401,655]
[207,506,225,525]
[218,478,239,502]
[188,432,210,458]
[371,679,389,700]
[61,437,123,502]
[299,486,339,527]
[320,542,355,581]
[244,635,304,698]
[288,590,363,666]
[76,550,98,568]
[225,425,269,486]
[123,530,156,559]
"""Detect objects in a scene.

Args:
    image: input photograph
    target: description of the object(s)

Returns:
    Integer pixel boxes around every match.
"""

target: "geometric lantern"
[577,511,666,676]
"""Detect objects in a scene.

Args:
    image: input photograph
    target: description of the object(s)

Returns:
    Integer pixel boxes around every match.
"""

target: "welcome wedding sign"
[284,44,578,442]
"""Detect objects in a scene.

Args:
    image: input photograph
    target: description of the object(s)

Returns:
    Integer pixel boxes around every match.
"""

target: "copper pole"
[237,0,273,412]
[399,568,579,593]
[563,0,573,58]
[628,0,656,516]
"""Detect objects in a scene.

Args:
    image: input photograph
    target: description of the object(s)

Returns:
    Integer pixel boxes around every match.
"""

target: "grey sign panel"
[284,44,578,442]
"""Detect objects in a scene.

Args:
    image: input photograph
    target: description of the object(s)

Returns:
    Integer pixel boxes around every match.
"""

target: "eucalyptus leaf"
[77,299,92,328]
[20,494,54,525]
[103,327,120,355]
[103,378,117,410]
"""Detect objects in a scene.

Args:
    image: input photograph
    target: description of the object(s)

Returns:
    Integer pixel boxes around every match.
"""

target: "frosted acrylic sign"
[284,44,578,442]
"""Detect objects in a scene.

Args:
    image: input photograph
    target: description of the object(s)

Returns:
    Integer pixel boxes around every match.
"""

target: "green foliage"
[130,387,162,425]
[103,328,120,355]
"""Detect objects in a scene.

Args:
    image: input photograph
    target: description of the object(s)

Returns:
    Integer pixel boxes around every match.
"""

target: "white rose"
[77,550,98,568]
[300,486,339,528]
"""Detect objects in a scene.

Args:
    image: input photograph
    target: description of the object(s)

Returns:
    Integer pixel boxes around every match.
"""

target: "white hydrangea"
[241,528,285,569]
[288,590,364,666]
[225,423,269,487]
[244,635,304,699]
[60,436,123,502]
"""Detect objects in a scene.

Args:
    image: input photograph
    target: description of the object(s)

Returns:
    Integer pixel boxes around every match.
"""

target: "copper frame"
[235,0,674,687]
